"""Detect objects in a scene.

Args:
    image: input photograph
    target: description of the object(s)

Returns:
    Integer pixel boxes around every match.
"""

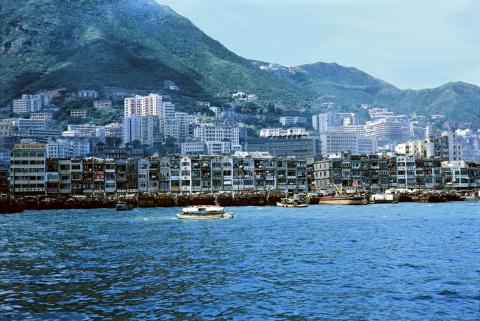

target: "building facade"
[10,144,46,195]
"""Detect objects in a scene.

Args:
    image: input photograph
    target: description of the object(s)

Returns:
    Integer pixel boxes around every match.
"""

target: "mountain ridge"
[0,0,479,125]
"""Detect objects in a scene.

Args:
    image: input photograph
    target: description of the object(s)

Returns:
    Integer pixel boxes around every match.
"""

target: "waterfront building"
[312,152,379,192]
[10,144,46,195]
[392,156,417,189]
[395,131,463,162]
[416,158,443,189]
[311,152,447,192]
[71,158,83,195]
[442,160,480,189]
[7,150,479,197]
[46,159,60,195]
[0,163,10,195]
[105,159,116,195]
[58,159,72,194]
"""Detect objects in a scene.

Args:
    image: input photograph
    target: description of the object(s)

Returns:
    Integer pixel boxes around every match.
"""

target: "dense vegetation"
[0,0,479,126]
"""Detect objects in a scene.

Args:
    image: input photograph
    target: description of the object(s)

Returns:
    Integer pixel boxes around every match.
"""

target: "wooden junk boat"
[319,185,369,205]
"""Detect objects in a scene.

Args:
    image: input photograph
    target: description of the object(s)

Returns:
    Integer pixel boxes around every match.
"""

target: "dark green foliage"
[0,0,479,126]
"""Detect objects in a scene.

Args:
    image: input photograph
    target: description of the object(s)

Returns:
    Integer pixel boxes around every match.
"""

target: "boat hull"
[319,197,369,205]
[276,202,309,208]
[116,203,133,211]
[370,194,399,204]
[177,212,234,220]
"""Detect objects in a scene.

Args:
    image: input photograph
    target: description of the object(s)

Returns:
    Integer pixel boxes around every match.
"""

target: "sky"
[157,0,480,90]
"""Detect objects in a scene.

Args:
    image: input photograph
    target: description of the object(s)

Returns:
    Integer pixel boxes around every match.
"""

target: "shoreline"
[0,190,472,214]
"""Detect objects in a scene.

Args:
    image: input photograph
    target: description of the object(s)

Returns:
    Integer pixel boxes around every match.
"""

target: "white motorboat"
[177,206,234,219]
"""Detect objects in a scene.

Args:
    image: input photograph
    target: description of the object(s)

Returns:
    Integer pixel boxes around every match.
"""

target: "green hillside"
[0,0,479,126]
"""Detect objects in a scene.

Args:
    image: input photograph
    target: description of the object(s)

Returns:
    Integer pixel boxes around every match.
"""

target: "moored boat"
[370,193,399,204]
[177,205,234,219]
[319,195,369,205]
[276,194,309,208]
[116,201,133,211]
[318,184,369,205]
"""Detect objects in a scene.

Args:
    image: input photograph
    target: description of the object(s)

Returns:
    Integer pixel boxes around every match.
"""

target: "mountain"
[0,0,479,126]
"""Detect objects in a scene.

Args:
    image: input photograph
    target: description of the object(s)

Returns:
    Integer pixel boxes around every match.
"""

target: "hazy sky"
[158,0,480,89]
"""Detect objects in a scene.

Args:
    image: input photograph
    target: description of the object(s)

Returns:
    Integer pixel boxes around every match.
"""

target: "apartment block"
[70,109,87,119]
[312,112,357,131]
[10,144,46,195]
[12,93,50,114]
[78,90,98,99]
[260,128,307,137]
[94,100,112,109]
[194,123,240,145]
[247,135,320,158]
[279,116,307,127]
[319,130,377,157]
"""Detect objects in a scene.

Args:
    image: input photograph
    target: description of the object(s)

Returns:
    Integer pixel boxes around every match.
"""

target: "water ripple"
[0,203,479,320]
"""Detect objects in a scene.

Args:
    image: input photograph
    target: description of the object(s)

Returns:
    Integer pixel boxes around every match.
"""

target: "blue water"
[0,203,479,320]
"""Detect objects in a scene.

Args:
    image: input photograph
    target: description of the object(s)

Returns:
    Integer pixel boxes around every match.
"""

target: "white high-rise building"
[163,112,190,142]
[312,112,358,131]
[364,116,410,145]
[122,116,142,144]
[124,94,164,117]
[123,94,176,145]
[320,130,377,157]
[123,116,159,146]
[12,93,50,114]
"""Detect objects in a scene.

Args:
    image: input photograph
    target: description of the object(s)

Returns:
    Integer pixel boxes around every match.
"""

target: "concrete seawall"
[0,190,468,214]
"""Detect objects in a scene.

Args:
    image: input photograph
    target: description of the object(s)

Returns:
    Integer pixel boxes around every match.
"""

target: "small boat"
[177,206,234,219]
[116,201,133,211]
[370,193,399,204]
[276,194,309,208]
[319,184,369,205]
[319,195,369,205]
